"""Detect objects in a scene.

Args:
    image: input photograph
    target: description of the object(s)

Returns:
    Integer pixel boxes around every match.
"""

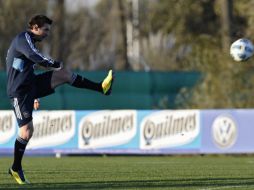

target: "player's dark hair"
[28,15,52,29]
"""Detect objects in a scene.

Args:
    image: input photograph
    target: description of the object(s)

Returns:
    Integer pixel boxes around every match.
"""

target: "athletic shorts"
[11,71,55,127]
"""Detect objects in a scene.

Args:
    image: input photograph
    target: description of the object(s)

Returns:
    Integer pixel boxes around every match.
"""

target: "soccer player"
[6,15,114,184]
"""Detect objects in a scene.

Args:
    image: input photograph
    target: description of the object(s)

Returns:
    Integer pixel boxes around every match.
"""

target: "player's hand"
[102,70,114,95]
[49,61,62,71]
[34,99,40,110]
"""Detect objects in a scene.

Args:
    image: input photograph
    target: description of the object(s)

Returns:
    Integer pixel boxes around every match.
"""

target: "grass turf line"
[1,155,254,189]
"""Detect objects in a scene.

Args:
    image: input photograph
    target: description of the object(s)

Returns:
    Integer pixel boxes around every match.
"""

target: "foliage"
[1,0,254,108]
[0,0,47,70]
[138,0,254,108]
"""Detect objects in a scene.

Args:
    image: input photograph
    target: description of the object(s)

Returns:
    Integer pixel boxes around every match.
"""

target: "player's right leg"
[50,67,114,95]
[34,68,114,99]
[9,95,34,184]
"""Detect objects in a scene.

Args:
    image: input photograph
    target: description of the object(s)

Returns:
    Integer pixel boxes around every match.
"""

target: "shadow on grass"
[1,178,254,189]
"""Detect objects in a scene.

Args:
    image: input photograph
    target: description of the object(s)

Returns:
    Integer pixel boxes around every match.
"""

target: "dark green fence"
[0,71,201,110]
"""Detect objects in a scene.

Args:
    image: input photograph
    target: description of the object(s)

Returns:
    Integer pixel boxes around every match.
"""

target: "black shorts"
[11,71,55,127]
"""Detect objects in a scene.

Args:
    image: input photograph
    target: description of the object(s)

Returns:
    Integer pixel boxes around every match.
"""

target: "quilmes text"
[81,114,134,145]
[33,114,73,139]
[143,113,197,144]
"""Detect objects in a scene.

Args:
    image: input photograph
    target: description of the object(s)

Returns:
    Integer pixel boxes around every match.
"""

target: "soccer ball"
[230,38,254,62]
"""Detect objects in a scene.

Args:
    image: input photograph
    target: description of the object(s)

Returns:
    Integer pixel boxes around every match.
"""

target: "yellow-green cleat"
[102,70,114,95]
[9,168,30,185]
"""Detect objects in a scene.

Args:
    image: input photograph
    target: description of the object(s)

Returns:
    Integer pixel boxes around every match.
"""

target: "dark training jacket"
[6,31,54,98]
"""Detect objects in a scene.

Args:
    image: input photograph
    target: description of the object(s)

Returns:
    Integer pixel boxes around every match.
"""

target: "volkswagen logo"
[211,115,237,149]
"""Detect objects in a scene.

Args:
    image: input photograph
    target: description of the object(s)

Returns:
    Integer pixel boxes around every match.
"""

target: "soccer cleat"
[8,168,30,185]
[102,70,114,95]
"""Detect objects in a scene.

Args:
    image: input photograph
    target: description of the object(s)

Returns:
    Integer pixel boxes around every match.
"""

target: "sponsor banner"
[78,110,137,149]
[139,110,200,150]
[0,110,201,154]
[27,111,76,149]
[201,109,254,153]
[10,109,253,154]
[0,111,16,145]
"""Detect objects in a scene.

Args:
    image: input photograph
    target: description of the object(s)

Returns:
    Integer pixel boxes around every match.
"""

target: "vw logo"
[211,115,237,149]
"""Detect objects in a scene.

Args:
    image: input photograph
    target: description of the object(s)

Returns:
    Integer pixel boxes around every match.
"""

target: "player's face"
[32,23,51,41]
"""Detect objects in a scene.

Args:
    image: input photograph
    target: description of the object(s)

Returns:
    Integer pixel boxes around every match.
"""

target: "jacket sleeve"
[16,32,54,67]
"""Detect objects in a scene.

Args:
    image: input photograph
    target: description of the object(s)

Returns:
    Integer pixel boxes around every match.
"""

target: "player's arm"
[16,32,61,70]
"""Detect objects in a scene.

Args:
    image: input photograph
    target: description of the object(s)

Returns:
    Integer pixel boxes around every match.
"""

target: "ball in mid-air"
[230,38,254,62]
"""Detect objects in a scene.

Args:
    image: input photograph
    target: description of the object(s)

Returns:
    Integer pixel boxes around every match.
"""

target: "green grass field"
[1,155,254,190]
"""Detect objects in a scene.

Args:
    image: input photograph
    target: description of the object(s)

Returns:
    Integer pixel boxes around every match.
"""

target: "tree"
[175,0,254,108]
[220,0,233,53]
[117,0,130,70]
[50,0,65,61]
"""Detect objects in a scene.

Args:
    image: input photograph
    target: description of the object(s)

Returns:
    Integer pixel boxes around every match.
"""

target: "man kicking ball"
[6,14,114,184]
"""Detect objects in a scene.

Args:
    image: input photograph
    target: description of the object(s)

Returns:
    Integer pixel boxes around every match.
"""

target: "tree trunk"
[220,0,233,53]
[51,0,65,61]
[117,0,130,70]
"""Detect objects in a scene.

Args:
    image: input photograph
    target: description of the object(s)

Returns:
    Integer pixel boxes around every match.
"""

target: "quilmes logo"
[212,114,237,149]
[0,111,16,144]
[78,110,137,149]
[140,110,200,149]
[27,111,75,149]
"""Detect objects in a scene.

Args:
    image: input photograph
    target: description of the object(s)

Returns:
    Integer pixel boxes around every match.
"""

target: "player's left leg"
[50,68,114,95]
[9,94,34,185]
[9,122,33,185]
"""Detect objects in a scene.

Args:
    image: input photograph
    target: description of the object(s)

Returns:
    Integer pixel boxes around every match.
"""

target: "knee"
[53,68,73,83]
[20,131,33,141]
[19,122,34,141]
[61,68,73,82]
[21,129,33,141]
